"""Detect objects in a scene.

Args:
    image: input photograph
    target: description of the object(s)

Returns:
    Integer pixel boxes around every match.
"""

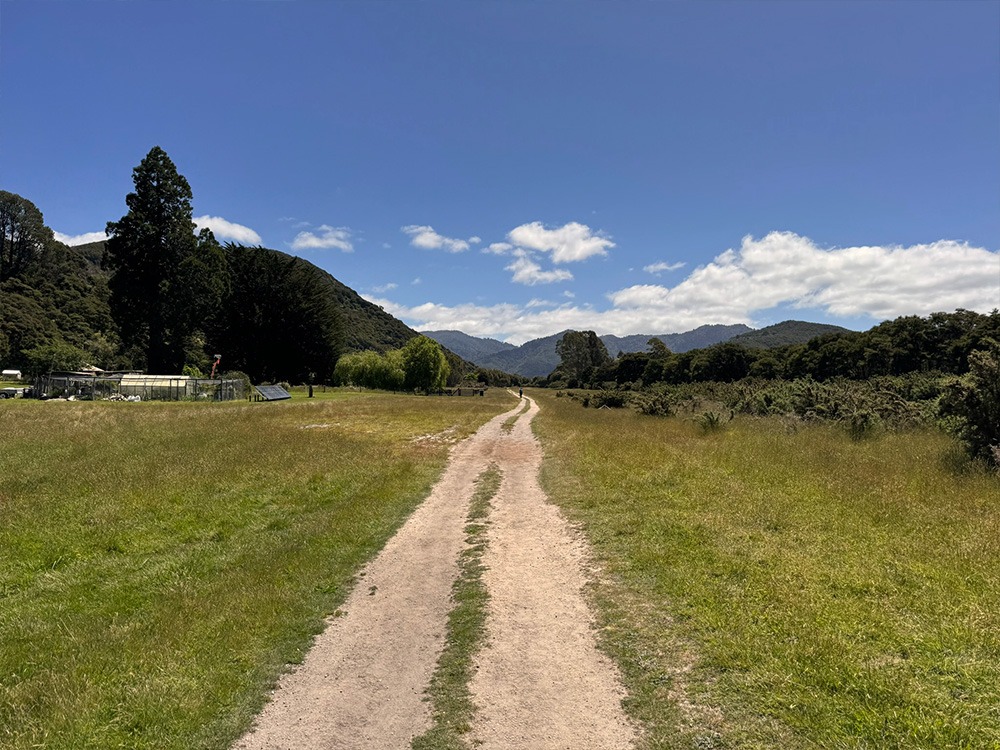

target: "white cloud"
[505,251,574,285]
[364,232,999,344]
[194,215,262,245]
[402,225,476,253]
[54,230,107,246]
[507,221,614,263]
[609,232,1000,322]
[525,298,557,309]
[469,236,482,244]
[372,282,398,293]
[644,260,686,275]
[290,225,354,252]
[484,242,513,255]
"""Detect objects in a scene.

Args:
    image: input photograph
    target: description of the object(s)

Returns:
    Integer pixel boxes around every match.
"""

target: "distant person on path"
[519,388,523,398]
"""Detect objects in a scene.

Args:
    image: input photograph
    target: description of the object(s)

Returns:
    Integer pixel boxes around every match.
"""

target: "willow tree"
[402,335,450,393]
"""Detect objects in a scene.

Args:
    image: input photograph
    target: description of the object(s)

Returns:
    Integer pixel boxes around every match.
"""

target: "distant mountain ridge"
[425,321,850,378]
[422,330,516,362]
[600,324,753,357]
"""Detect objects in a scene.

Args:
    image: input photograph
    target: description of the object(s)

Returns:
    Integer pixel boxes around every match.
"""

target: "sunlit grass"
[0,390,512,749]
[532,389,1000,749]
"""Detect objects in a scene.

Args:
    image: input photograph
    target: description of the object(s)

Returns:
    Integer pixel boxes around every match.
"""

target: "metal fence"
[35,372,247,402]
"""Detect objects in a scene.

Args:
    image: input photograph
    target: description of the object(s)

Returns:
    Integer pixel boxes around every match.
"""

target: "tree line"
[545,309,1000,390]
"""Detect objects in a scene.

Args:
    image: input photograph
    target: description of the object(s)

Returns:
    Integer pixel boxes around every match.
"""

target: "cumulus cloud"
[291,225,354,252]
[484,242,513,255]
[53,230,108,246]
[506,251,574,285]
[402,225,477,253]
[193,215,262,245]
[610,232,999,322]
[644,260,686,275]
[507,221,614,263]
[372,282,398,293]
[364,232,999,344]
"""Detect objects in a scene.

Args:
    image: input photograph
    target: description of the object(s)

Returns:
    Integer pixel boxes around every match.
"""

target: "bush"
[632,386,673,417]
[592,390,628,408]
[220,370,252,392]
[939,340,1000,466]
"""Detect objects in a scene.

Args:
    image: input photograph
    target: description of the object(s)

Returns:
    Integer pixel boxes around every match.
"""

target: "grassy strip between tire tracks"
[412,464,502,750]
[0,389,512,750]
[531,389,1000,750]
[500,396,530,434]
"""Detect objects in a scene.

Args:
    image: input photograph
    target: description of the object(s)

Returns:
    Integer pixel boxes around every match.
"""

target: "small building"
[2,369,22,380]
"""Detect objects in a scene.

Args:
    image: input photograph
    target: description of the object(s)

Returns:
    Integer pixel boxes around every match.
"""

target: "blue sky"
[2,0,998,343]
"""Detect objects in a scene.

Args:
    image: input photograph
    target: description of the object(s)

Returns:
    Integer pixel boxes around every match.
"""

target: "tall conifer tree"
[105,147,223,372]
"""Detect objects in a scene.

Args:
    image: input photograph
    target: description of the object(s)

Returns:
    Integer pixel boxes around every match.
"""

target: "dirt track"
[235,395,635,749]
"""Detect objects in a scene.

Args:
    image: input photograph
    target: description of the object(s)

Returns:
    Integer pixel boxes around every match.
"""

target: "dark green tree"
[556,330,611,385]
[647,337,671,359]
[22,341,90,378]
[0,191,51,282]
[213,245,342,384]
[939,339,1000,465]
[105,147,223,373]
[689,342,752,382]
[0,192,117,371]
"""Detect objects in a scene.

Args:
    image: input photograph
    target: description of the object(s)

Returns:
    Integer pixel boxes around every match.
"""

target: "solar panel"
[255,384,291,401]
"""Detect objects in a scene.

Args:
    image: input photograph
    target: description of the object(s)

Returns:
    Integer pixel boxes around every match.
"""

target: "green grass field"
[0,390,511,749]
[5,387,998,749]
[532,389,1000,749]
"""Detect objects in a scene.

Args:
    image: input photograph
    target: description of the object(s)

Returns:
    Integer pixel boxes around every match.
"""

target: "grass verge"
[0,390,512,749]
[412,464,502,750]
[531,389,1000,749]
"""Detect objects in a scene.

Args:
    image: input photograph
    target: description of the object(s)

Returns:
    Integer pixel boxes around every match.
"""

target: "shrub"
[939,339,1000,466]
[696,410,728,432]
[592,390,628,409]
[632,386,673,417]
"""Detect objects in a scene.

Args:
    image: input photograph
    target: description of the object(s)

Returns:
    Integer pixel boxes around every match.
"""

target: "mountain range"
[425,321,849,378]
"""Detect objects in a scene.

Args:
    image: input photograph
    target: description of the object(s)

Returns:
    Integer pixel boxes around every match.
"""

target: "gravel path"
[234,395,635,749]
[469,396,636,749]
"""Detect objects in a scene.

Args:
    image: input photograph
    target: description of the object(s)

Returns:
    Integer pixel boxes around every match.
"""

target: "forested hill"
[260,247,418,353]
[727,320,850,348]
[74,240,417,354]
[422,330,516,362]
